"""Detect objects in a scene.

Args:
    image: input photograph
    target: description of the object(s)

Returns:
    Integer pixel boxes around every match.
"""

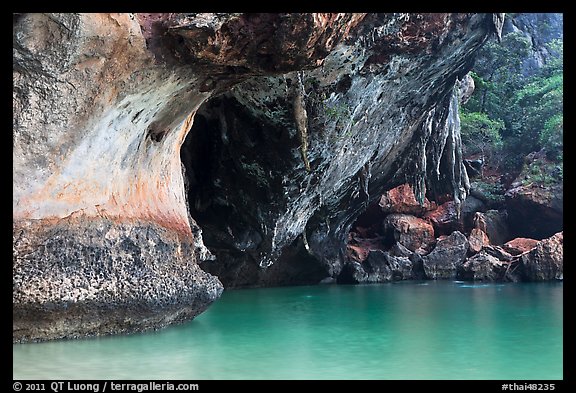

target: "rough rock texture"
[472,210,510,245]
[457,232,562,282]
[422,231,469,279]
[14,13,502,339]
[468,228,490,254]
[505,152,563,239]
[13,13,372,341]
[382,214,435,254]
[182,13,501,287]
[501,237,539,256]
[458,251,507,281]
[505,183,563,240]
[519,232,563,281]
[423,200,460,236]
[378,183,434,215]
[337,249,417,284]
[346,233,385,263]
[502,13,563,76]
[13,217,222,342]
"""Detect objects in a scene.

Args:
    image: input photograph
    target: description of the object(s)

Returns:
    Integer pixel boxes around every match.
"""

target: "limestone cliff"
[13,13,501,342]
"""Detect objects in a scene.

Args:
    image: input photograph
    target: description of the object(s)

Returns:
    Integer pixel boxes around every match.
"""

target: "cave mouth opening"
[344,199,391,266]
[180,94,329,288]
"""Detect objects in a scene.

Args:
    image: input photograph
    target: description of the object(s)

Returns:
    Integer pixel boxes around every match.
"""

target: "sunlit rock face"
[13,13,500,341]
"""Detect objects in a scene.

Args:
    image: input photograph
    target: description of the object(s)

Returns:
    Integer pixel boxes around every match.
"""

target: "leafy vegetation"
[470,180,505,206]
[460,111,504,163]
[520,158,563,187]
[460,15,563,175]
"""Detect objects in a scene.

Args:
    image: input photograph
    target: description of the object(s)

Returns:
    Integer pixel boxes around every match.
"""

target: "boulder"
[472,210,511,245]
[423,200,461,236]
[519,232,563,281]
[468,228,489,254]
[336,261,368,284]
[501,237,539,256]
[505,151,563,239]
[422,231,469,279]
[339,249,414,284]
[457,251,508,281]
[379,183,434,216]
[382,214,435,254]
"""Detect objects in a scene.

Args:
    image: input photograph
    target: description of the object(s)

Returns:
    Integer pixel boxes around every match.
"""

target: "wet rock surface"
[13,217,223,343]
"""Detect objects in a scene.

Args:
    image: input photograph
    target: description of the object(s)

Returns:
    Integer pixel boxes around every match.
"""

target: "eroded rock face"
[14,13,501,340]
[519,231,563,281]
[422,231,469,279]
[383,214,435,254]
[13,217,222,342]
[183,13,500,287]
[13,12,371,341]
[505,151,563,240]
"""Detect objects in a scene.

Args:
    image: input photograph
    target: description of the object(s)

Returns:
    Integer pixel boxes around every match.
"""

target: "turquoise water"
[13,281,563,380]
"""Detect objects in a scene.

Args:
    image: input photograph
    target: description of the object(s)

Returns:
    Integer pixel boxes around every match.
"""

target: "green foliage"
[521,160,563,187]
[541,114,563,161]
[459,111,503,163]
[461,19,563,173]
[470,180,505,205]
[464,31,531,120]
[511,72,563,161]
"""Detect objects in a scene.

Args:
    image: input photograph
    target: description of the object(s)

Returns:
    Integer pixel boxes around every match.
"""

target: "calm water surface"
[13,281,563,380]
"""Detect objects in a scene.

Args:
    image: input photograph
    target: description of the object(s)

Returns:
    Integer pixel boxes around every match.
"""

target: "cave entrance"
[180,94,328,288]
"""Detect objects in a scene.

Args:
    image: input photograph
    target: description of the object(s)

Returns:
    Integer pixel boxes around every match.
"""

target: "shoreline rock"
[13,217,223,343]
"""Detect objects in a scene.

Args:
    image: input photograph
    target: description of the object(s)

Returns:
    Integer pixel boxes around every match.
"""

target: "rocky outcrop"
[382,214,435,254]
[422,231,469,279]
[14,13,502,340]
[183,14,501,287]
[457,232,562,282]
[505,151,563,239]
[13,217,222,342]
[13,13,371,341]
[519,231,563,281]
[502,13,563,76]
[472,210,510,245]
